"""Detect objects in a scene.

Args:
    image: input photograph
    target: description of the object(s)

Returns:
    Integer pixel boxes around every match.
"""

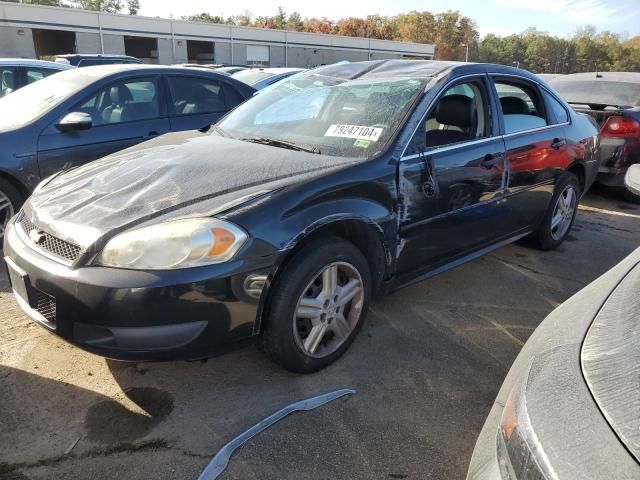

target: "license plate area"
[5,256,29,303]
[4,256,56,330]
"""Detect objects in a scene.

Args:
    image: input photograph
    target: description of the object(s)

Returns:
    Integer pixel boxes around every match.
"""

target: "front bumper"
[2,217,273,361]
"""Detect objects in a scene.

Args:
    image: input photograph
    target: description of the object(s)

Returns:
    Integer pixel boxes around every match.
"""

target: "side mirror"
[625,164,640,196]
[56,112,92,132]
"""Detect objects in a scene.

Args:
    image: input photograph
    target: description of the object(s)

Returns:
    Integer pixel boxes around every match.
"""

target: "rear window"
[550,79,640,108]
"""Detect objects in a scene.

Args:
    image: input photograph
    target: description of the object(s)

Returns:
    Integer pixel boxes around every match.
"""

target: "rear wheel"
[0,178,22,242]
[261,236,371,373]
[529,173,580,250]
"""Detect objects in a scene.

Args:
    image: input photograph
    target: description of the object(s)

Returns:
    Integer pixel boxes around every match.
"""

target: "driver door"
[396,76,507,279]
[37,76,170,178]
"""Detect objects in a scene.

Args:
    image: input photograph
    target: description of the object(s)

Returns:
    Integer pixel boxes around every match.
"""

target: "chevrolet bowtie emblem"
[29,229,46,245]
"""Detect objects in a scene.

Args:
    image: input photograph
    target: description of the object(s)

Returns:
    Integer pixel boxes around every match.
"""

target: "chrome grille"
[20,217,81,262]
[33,289,56,325]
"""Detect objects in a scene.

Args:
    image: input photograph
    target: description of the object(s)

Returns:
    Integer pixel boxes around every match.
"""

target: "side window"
[25,68,57,84]
[494,80,547,134]
[544,91,569,124]
[422,79,490,149]
[0,67,17,97]
[74,77,160,126]
[168,76,227,116]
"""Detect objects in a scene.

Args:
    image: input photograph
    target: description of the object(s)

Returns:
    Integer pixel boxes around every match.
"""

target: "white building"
[0,2,435,67]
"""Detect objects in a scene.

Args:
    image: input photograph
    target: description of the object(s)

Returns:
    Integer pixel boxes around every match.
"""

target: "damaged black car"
[3,60,599,372]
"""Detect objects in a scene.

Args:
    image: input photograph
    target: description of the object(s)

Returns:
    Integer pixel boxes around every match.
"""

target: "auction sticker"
[325,124,383,142]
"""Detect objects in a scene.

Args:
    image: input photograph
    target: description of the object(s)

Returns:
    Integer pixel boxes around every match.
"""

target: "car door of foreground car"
[396,75,508,278]
[167,75,241,132]
[490,76,574,233]
[36,75,171,178]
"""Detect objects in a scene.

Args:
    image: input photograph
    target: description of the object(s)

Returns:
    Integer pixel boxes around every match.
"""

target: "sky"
[137,0,640,38]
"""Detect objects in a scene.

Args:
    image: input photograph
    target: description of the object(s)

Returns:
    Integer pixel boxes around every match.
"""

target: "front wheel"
[261,236,371,373]
[529,173,580,250]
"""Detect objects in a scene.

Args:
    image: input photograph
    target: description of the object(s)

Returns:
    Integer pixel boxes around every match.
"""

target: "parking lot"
[0,185,637,480]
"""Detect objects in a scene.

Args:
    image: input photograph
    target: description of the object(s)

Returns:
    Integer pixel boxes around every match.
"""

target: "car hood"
[581,259,640,464]
[25,130,359,249]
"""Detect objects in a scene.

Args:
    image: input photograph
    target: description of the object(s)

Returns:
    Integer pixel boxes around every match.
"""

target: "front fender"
[252,197,397,334]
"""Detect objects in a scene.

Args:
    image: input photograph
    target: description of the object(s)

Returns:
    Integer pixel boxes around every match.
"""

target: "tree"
[183,13,226,24]
[285,12,304,32]
[302,17,334,35]
[125,0,138,15]
[68,0,123,13]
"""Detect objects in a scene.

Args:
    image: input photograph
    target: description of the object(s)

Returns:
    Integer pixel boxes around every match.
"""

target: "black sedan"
[550,72,640,202]
[3,60,599,373]
[0,64,255,239]
[467,169,640,478]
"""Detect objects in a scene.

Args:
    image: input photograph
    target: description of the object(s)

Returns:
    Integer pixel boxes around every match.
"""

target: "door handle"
[480,154,497,169]
[551,138,567,150]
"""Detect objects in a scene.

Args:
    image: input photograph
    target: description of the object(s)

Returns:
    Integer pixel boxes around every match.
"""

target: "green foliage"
[477,26,640,73]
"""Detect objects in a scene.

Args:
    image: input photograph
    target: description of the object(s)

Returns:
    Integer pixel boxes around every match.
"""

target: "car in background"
[3,61,598,373]
[55,54,142,67]
[215,65,249,75]
[0,64,255,239]
[232,67,305,90]
[550,72,640,202]
[0,59,73,97]
[467,166,640,479]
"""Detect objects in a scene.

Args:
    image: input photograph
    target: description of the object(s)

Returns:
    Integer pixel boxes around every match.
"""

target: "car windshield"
[0,68,104,132]
[232,70,276,85]
[550,79,640,108]
[218,71,426,158]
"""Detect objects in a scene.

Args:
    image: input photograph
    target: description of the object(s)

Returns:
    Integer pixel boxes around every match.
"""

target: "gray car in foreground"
[467,169,640,479]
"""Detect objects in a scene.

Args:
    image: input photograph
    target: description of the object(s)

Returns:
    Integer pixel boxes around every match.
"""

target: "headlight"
[96,218,248,270]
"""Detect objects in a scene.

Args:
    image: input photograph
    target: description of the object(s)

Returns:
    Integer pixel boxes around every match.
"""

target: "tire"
[0,178,23,242]
[529,172,581,250]
[261,236,371,373]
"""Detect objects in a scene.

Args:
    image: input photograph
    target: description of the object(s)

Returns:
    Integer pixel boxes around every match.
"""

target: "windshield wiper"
[241,137,321,154]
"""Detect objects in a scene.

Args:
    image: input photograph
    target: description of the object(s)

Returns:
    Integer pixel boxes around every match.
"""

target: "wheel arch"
[0,170,29,204]
[566,161,586,194]
[254,215,391,334]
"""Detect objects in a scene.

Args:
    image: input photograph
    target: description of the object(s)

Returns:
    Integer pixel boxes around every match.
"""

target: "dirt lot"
[1,185,639,480]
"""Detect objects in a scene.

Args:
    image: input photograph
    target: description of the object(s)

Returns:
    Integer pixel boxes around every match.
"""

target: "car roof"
[0,58,73,70]
[311,59,535,82]
[249,67,304,74]
[549,72,640,84]
[55,54,138,60]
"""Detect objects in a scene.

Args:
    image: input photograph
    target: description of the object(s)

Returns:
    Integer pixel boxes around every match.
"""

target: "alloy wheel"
[550,184,576,241]
[0,190,14,242]
[293,261,364,358]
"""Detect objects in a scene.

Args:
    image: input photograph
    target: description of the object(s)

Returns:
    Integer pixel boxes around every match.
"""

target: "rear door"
[167,75,237,131]
[37,75,170,177]
[490,76,573,232]
[397,75,507,277]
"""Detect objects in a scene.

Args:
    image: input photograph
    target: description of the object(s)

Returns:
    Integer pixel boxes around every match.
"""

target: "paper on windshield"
[325,124,383,142]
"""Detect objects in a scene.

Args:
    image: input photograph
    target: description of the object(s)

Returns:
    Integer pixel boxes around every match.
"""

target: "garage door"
[247,45,269,67]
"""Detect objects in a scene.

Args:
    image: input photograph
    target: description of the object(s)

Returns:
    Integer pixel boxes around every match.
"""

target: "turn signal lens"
[97,218,247,270]
[209,227,236,256]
